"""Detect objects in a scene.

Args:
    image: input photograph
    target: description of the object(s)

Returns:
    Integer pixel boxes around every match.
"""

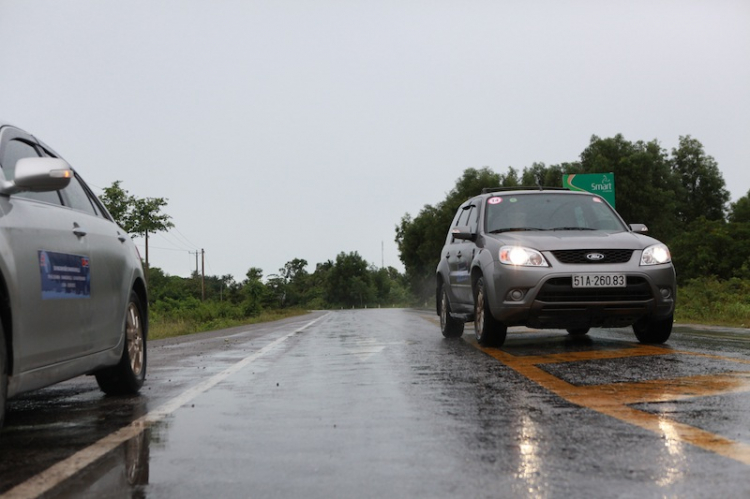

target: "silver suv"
[0,122,148,432]
[436,187,676,346]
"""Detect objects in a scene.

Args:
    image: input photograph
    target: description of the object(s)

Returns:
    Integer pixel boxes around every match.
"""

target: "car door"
[54,165,133,355]
[0,127,93,371]
[447,203,478,306]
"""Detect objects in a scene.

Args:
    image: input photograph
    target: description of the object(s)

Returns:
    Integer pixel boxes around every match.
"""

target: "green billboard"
[563,173,616,208]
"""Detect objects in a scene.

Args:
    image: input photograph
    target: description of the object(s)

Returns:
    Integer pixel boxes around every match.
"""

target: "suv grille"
[551,249,634,264]
[536,276,652,302]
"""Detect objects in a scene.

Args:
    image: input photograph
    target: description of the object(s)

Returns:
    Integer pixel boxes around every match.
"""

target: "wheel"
[96,290,147,395]
[439,284,464,338]
[0,321,7,432]
[474,276,507,347]
[633,314,673,344]
[566,327,590,336]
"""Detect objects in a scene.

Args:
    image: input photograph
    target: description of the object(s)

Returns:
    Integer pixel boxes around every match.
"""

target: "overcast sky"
[1,1,748,281]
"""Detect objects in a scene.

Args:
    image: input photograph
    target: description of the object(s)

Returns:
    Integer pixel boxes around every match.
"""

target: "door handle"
[456,251,463,258]
[117,232,127,242]
[72,223,87,238]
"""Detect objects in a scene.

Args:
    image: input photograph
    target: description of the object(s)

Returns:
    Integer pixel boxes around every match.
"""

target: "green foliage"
[521,162,569,187]
[145,252,412,338]
[729,189,750,224]
[99,180,174,278]
[128,196,174,239]
[325,252,374,307]
[670,218,750,283]
[150,308,309,340]
[676,277,750,327]
[100,180,132,228]
[579,135,681,240]
[671,136,729,224]
[100,181,174,236]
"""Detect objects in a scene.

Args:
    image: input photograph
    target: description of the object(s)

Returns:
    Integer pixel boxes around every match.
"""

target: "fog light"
[660,287,672,299]
[508,289,525,301]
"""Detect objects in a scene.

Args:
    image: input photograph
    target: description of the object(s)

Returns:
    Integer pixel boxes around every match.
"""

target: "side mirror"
[0,157,72,195]
[451,225,475,241]
[630,223,648,234]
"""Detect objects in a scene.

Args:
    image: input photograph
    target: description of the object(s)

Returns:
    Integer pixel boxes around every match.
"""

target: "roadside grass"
[675,277,750,328]
[149,308,310,340]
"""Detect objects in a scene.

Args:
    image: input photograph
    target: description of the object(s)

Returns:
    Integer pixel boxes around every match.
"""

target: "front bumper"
[485,261,676,329]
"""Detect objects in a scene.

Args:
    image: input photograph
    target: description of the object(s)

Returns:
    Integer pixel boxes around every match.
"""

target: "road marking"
[0,314,328,499]
[472,339,750,466]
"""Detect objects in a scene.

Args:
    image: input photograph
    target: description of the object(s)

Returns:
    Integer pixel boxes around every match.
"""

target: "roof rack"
[481,186,570,194]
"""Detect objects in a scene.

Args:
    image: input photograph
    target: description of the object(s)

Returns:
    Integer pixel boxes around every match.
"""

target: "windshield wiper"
[488,227,548,234]
[550,227,597,231]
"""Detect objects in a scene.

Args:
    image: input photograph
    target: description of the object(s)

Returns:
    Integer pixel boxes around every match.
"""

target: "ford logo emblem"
[586,253,605,261]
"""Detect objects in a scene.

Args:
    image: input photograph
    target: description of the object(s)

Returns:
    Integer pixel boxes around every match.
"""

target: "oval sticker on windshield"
[488,197,502,204]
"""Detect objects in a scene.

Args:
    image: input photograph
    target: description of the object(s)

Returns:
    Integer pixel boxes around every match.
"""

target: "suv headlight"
[640,244,671,266]
[499,246,549,267]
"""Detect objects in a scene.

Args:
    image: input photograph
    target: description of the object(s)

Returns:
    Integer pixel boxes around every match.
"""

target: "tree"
[521,162,577,187]
[99,181,174,277]
[579,135,681,241]
[245,267,264,282]
[281,258,309,307]
[670,218,750,282]
[129,196,174,273]
[325,252,374,307]
[498,166,520,187]
[729,189,750,224]
[670,136,729,224]
[266,259,309,307]
[100,181,132,229]
[395,205,449,301]
[242,267,269,315]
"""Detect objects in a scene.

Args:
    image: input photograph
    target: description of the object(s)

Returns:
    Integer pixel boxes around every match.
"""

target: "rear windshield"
[484,193,627,233]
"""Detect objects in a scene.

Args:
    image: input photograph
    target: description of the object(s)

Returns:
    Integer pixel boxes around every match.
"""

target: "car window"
[0,139,62,205]
[59,173,100,216]
[485,193,626,232]
[466,206,478,233]
[456,205,472,227]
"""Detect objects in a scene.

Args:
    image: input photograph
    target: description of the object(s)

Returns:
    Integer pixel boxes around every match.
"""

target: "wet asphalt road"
[2,309,750,498]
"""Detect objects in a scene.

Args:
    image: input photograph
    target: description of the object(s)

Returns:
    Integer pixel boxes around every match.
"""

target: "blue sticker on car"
[38,250,91,299]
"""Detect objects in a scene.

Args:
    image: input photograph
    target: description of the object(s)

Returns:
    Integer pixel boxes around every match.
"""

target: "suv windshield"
[484,193,627,233]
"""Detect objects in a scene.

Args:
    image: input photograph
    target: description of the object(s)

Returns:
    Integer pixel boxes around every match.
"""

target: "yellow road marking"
[470,337,750,466]
[497,344,671,365]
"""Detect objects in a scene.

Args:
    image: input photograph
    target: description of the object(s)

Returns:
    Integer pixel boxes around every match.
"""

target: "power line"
[133,243,190,253]
[152,231,194,252]
[172,226,201,249]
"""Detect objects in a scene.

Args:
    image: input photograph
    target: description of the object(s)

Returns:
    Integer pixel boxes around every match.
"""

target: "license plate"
[572,274,626,288]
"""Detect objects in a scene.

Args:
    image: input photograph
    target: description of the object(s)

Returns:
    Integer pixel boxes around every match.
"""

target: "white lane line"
[1,314,328,499]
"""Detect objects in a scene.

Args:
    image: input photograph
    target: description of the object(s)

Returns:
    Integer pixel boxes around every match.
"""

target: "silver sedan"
[0,122,148,432]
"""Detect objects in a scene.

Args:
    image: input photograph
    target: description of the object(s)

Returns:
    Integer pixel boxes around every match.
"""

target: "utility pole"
[201,248,205,301]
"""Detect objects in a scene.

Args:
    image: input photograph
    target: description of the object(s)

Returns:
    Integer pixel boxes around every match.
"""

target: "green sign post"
[563,172,616,208]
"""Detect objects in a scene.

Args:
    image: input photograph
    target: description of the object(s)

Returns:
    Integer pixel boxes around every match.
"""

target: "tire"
[439,284,464,338]
[96,290,147,395]
[566,327,590,336]
[474,277,507,347]
[633,314,673,344]
[0,321,7,432]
